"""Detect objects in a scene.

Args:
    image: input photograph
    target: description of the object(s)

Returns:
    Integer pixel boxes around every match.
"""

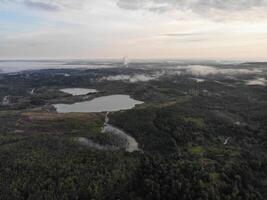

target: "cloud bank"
[246,77,267,86]
[117,0,267,13]
[1,0,267,59]
[101,73,163,83]
[181,65,262,77]
[4,0,267,16]
[23,0,60,11]
[1,0,85,11]
[117,0,267,22]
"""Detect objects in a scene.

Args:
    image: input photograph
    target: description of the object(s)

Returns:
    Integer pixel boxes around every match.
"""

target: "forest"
[0,63,266,199]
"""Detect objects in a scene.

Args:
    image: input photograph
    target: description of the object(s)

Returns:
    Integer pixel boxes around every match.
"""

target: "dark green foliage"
[0,136,140,200]
[0,66,267,199]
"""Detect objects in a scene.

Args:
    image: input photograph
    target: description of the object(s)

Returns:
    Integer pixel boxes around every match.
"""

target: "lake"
[54,95,143,113]
[60,88,98,96]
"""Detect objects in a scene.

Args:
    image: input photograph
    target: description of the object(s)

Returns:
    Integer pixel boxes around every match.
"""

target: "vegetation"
[0,65,266,199]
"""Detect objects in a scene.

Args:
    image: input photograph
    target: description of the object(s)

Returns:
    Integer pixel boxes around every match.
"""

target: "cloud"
[117,0,147,10]
[246,77,266,86]
[171,65,262,77]
[117,0,267,11]
[190,78,205,82]
[5,0,267,14]
[117,0,267,19]
[0,0,86,11]
[1,0,267,59]
[23,0,60,11]
[99,66,264,84]
[162,32,204,37]
[101,73,164,83]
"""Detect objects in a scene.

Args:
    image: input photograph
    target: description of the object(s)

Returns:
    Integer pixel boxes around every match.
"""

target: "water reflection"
[60,88,98,96]
[54,95,143,113]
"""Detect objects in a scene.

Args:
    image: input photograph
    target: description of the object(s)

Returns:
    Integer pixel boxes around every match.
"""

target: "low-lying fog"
[0,60,118,73]
[1,60,266,86]
[100,64,266,84]
[101,72,164,83]
[246,78,267,86]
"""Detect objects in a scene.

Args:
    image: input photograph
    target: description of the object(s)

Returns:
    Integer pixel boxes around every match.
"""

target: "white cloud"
[1,0,267,59]
[183,65,262,76]
[190,78,205,82]
[1,0,86,11]
[101,73,164,83]
[172,65,262,77]
[117,0,267,14]
[246,77,266,86]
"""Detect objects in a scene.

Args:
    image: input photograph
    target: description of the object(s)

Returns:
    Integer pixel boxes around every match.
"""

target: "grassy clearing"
[15,112,104,139]
[189,146,205,155]
[184,117,205,128]
[207,146,241,158]
[176,95,192,104]
[209,172,220,183]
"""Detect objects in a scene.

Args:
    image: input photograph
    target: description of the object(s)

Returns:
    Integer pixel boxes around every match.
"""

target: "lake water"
[54,95,143,113]
[60,88,98,96]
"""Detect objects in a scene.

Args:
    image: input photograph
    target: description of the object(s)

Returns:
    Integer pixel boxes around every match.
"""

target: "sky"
[1,0,267,60]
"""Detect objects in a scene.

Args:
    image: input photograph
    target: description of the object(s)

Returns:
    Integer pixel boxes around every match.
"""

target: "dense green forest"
[0,64,266,199]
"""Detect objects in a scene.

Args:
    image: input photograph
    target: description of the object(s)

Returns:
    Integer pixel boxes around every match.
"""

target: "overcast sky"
[1,0,267,60]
